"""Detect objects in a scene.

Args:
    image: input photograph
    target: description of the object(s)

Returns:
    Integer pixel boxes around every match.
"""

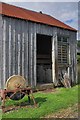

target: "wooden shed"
[0,2,77,88]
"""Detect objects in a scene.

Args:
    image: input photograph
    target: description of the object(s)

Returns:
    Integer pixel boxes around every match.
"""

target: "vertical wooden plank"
[69,32,76,84]
[52,34,58,84]
[22,20,28,78]
[14,19,18,75]
[2,19,6,87]
[22,29,25,77]
[28,22,33,86]
[74,33,77,84]
[8,20,12,77]
[5,18,9,80]
[33,32,37,86]
[10,18,13,75]
[24,21,28,82]
[32,24,35,87]
[28,23,31,85]
[71,42,74,84]
[10,18,16,75]
[17,19,21,75]
[0,12,3,117]
[68,42,71,79]
[28,23,30,85]
[72,33,77,84]
[0,15,3,88]
[75,35,78,83]
[13,23,16,74]
[24,26,29,82]
[18,33,21,75]
[26,32,29,79]
[20,21,22,75]
[55,34,58,82]
[52,35,56,83]
[30,32,33,86]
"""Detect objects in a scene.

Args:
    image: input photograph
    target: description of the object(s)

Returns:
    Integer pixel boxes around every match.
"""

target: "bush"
[77,54,80,63]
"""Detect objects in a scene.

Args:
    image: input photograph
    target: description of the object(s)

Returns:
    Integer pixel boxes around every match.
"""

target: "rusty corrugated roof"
[0,2,77,32]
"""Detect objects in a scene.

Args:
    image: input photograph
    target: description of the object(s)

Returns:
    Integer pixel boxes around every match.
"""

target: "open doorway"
[36,34,52,84]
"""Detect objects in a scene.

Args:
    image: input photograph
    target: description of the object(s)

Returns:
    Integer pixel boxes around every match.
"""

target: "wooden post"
[34,32,37,87]
[52,36,56,83]
[52,34,58,85]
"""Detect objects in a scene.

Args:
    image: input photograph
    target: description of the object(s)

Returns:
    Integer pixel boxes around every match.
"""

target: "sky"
[0,0,79,39]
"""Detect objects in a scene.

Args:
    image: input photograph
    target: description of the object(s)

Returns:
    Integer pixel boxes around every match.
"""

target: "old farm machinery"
[0,75,37,112]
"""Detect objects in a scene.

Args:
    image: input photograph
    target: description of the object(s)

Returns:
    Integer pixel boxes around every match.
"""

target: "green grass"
[77,54,80,63]
[2,85,79,118]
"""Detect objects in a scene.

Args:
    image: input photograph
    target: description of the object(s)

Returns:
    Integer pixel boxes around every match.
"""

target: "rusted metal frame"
[0,87,37,112]
[29,89,37,107]
[0,87,31,94]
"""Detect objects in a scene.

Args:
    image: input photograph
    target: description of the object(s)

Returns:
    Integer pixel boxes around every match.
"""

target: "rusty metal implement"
[0,75,37,113]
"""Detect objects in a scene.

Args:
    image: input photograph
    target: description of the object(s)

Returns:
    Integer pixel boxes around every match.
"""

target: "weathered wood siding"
[0,15,77,88]
[69,31,77,85]
[0,15,3,89]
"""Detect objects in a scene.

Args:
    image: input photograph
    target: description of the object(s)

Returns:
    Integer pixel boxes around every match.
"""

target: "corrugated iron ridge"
[0,2,77,32]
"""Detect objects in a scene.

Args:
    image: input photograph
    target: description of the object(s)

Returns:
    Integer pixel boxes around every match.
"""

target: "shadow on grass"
[2,97,47,113]
[13,97,47,108]
[35,97,47,107]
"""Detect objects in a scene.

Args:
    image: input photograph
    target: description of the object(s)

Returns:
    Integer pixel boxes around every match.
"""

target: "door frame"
[52,34,58,84]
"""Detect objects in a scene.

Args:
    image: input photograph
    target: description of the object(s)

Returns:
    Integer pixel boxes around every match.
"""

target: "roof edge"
[0,2,77,32]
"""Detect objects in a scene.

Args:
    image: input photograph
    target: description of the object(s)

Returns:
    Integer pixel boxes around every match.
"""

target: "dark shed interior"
[36,34,52,84]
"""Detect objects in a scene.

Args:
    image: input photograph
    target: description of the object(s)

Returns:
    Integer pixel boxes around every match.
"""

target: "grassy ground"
[1,85,79,118]
[44,103,78,118]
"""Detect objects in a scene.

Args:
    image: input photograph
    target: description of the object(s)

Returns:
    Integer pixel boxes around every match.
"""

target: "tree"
[77,40,80,48]
[77,40,80,63]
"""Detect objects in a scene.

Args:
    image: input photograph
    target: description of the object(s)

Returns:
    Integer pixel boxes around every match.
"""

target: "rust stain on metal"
[0,2,77,31]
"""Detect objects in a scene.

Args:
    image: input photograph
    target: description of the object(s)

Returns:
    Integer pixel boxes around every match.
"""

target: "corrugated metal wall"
[0,15,77,88]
